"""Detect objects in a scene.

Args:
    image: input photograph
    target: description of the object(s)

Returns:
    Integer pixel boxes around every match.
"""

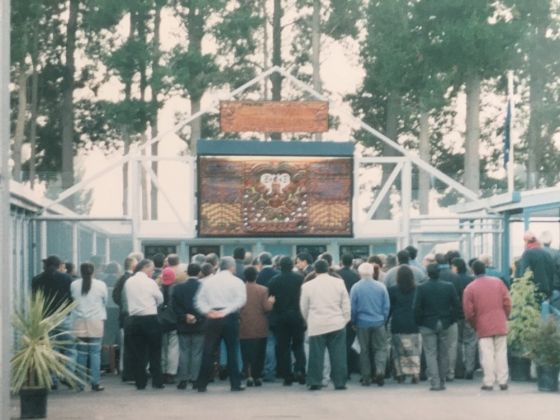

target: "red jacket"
[463,276,511,338]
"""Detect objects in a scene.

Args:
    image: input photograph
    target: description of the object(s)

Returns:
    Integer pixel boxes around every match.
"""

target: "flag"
[503,99,511,169]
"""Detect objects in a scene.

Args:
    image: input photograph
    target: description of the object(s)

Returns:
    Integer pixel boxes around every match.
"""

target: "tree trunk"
[187,4,203,154]
[464,73,480,194]
[13,69,28,182]
[122,130,130,216]
[375,91,400,220]
[270,0,282,140]
[526,27,546,189]
[261,0,269,100]
[122,12,134,216]
[312,0,322,141]
[150,3,162,220]
[29,41,39,189]
[418,108,430,214]
[61,0,79,205]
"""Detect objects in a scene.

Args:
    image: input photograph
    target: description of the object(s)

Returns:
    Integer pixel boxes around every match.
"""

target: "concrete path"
[10,374,559,420]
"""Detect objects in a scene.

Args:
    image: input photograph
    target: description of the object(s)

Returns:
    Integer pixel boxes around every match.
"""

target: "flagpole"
[507,71,514,193]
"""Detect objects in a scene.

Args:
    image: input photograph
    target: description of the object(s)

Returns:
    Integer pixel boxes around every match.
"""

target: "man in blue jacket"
[350,263,390,386]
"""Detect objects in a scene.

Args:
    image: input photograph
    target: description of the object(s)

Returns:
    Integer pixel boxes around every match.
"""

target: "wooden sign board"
[220,101,329,133]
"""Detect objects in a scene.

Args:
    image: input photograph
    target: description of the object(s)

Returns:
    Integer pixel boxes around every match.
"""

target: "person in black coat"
[233,247,247,281]
[414,263,460,391]
[268,256,306,385]
[31,255,74,388]
[337,253,360,375]
[172,263,205,390]
[517,231,556,299]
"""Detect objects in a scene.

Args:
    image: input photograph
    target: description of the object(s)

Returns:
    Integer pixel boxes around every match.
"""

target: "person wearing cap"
[160,266,179,384]
[517,231,555,299]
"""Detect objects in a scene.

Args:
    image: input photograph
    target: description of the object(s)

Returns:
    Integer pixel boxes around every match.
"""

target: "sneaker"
[231,386,246,392]
[481,385,493,391]
[91,384,105,392]
[429,385,445,391]
[499,384,508,391]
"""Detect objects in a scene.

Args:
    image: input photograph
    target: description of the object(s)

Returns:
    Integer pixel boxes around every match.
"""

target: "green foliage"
[11,291,85,392]
[527,318,560,367]
[508,270,541,357]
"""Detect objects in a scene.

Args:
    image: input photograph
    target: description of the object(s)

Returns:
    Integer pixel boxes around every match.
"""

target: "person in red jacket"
[463,260,512,391]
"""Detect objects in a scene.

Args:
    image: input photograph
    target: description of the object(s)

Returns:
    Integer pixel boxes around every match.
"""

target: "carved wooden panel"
[220,101,329,133]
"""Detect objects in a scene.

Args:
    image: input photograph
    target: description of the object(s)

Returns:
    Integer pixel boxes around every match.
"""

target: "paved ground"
[10,374,559,420]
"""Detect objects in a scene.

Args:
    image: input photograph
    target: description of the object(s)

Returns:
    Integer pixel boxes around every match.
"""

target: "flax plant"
[11,291,86,392]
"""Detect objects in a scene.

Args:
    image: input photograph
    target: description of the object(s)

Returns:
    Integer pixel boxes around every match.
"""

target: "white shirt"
[124,271,164,316]
[300,273,351,336]
[195,269,247,316]
[71,278,108,320]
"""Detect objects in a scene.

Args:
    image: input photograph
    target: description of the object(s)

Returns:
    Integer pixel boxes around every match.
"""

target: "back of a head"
[296,252,313,265]
[320,252,333,267]
[244,266,258,283]
[128,252,144,262]
[385,254,397,268]
[152,253,165,268]
[446,250,461,264]
[358,262,374,278]
[187,263,201,277]
[65,262,75,274]
[191,253,206,265]
[233,247,246,260]
[44,255,62,271]
[368,255,383,267]
[451,257,467,274]
[134,259,154,274]
[396,265,415,292]
[219,256,235,272]
[80,262,95,295]
[341,253,353,268]
[167,253,180,267]
[314,259,329,274]
[405,245,418,260]
[200,262,214,277]
[105,261,121,275]
[427,263,440,280]
[279,256,294,272]
[435,253,447,265]
[478,254,491,267]
[524,230,537,243]
[471,260,486,276]
[258,252,273,266]
[124,256,136,272]
[206,253,219,267]
[397,250,410,265]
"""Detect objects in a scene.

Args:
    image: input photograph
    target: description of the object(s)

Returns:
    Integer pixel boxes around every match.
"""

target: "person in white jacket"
[300,259,351,391]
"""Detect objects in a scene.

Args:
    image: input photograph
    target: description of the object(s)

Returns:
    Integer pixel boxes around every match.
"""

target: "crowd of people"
[30,229,560,394]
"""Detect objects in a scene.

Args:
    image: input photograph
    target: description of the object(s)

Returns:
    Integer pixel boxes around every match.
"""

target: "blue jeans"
[77,338,102,386]
[263,330,277,381]
[51,316,77,386]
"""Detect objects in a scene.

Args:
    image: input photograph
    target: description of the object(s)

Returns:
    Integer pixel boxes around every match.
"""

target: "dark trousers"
[308,328,347,388]
[125,315,163,389]
[275,319,306,380]
[240,337,267,379]
[197,314,242,389]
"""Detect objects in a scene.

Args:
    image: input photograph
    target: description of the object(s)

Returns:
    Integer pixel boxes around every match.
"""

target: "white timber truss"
[39,66,491,252]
